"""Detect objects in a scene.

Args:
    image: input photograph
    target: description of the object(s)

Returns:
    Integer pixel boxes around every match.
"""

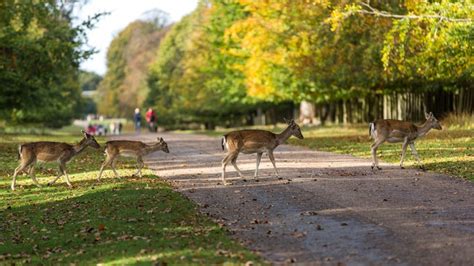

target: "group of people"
[134,107,158,133]
[86,122,122,136]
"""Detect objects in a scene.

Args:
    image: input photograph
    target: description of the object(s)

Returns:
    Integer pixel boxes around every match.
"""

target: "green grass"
[191,121,473,181]
[0,132,261,264]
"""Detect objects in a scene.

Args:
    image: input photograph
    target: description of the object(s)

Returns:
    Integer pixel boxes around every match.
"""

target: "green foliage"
[79,70,102,91]
[381,1,473,85]
[0,0,98,128]
[147,0,259,128]
[0,132,261,264]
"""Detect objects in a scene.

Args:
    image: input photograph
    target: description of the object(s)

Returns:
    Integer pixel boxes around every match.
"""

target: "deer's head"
[285,119,304,139]
[156,137,169,153]
[424,112,442,130]
[81,130,101,149]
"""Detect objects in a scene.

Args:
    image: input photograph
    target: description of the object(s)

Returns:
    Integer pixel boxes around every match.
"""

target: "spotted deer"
[369,112,442,170]
[11,130,100,190]
[221,119,304,185]
[97,137,169,180]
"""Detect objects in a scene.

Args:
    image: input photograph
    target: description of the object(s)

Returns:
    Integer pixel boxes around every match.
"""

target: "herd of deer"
[10,112,442,190]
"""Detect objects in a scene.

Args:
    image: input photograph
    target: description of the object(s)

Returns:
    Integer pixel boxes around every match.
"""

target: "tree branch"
[355,2,472,23]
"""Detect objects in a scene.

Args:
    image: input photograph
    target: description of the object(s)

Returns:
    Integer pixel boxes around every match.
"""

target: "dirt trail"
[116,132,474,265]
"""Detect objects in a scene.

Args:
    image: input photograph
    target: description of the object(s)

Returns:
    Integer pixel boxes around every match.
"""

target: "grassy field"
[0,132,261,264]
[195,117,473,181]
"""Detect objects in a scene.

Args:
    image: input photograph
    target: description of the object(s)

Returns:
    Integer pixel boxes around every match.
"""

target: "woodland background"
[1,0,472,129]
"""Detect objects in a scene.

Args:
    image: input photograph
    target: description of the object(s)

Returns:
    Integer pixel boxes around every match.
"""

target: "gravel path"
[116,132,474,265]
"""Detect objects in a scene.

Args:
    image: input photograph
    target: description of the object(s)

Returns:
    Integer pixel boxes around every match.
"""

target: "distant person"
[145,108,157,132]
[109,122,116,135]
[134,108,141,133]
[97,124,105,136]
[86,124,96,135]
[118,122,123,135]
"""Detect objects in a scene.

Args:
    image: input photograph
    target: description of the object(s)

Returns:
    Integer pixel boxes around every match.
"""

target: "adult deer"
[11,130,100,190]
[369,112,442,170]
[221,119,304,185]
[97,137,169,180]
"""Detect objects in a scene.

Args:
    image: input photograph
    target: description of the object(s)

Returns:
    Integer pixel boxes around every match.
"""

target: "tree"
[96,15,170,117]
[0,0,100,127]
[79,70,102,91]
[147,0,255,128]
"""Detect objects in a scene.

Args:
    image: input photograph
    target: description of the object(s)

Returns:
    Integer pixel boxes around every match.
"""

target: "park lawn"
[0,133,261,265]
[194,123,473,181]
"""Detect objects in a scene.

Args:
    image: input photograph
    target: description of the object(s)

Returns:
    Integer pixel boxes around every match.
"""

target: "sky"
[75,0,198,75]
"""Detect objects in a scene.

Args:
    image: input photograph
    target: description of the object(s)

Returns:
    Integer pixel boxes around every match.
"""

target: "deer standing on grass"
[11,131,100,190]
[97,137,169,180]
[369,112,442,170]
[221,119,304,185]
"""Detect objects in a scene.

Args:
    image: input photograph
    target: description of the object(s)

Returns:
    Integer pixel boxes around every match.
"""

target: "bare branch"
[355,2,472,23]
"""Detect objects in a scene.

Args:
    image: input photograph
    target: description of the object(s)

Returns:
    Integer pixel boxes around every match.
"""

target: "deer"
[96,137,169,180]
[369,112,442,171]
[221,119,304,185]
[11,130,101,190]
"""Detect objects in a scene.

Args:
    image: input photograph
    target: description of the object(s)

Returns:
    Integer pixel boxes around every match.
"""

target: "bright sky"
[75,0,198,75]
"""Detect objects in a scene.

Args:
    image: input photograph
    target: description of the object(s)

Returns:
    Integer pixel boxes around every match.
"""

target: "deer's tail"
[221,136,227,151]
[17,145,22,160]
[369,122,377,139]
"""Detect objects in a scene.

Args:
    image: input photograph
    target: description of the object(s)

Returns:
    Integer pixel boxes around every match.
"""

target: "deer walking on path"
[369,112,442,170]
[11,131,100,190]
[221,119,304,185]
[97,137,169,180]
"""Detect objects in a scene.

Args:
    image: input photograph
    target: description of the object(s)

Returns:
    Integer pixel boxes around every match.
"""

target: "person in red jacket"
[145,108,157,132]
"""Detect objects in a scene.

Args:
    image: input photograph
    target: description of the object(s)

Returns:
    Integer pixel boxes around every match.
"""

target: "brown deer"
[221,119,304,185]
[97,137,169,180]
[11,130,101,190]
[369,112,442,170]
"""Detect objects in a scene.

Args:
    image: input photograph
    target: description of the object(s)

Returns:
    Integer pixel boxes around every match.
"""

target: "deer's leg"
[111,158,120,178]
[268,150,279,177]
[400,139,409,169]
[134,156,144,178]
[61,164,73,188]
[97,155,112,181]
[231,154,245,178]
[221,152,235,185]
[254,152,263,178]
[12,159,33,191]
[48,164,64,186]
[409,143,425,170]
[12,156,36,191]
[371,138,385,170]
[28,164,41,188]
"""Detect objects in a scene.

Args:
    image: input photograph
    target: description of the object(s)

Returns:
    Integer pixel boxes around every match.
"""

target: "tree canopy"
[0,0,100,127]
[96,17,170,118]
[101,0,474,126]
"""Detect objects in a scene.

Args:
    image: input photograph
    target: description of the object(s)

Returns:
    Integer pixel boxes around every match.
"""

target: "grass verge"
[0,132,261,264]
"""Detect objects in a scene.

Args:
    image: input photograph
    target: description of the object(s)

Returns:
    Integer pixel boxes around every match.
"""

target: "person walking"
[145,108,157,132]
[134,108,141,133]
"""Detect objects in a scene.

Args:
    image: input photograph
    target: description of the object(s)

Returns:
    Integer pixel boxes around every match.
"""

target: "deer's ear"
[160,137,164,142]
[424,112,430,119]
[81,130,88,137]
